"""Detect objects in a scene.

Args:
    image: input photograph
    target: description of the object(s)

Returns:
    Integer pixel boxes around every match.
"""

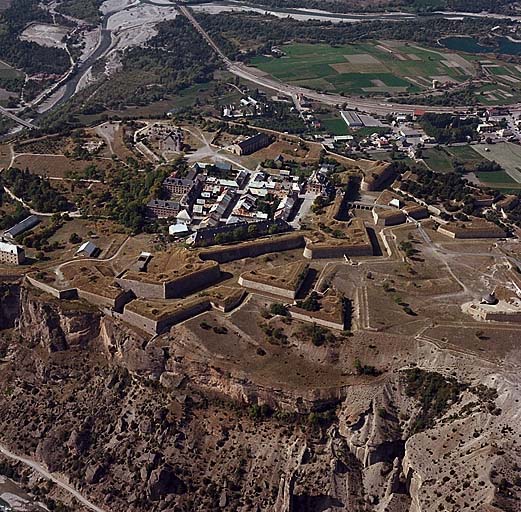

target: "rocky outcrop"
[0,281,20,329]
[99,316,165,379]
[18,287,100,352]
[1,283,520,511]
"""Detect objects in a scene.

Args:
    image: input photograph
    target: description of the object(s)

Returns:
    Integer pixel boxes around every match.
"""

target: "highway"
[0,105,38,130]
[178,4,521,116]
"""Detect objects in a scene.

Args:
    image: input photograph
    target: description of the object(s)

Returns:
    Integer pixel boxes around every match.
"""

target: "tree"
[69,233,82,244]
[269,303,289,317]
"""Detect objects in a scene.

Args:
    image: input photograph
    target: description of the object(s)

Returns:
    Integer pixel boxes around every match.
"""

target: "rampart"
[121,297,211,335]
[289,308,345,331]
[303,239,373,259]
[25,276,78,300]
[77,288,134,313]
[200,234,305,263]
[116,263,221,299]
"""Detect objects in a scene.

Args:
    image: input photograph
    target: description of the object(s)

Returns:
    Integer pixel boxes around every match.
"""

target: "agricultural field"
[446,144,486,166]
[320,117,349,135]
[250,41,478,96]
[250,40,521,103]
[473,143,521,185]
[423,145,492,174]
[422,147,454,173]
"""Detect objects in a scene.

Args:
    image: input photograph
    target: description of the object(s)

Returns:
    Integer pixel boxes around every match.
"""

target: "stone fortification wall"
[289,309,345,331]
[200,235,305,263]
[120,298,211,335]
[25,276,78,300]
[303,240,373,260]
[117,264,220,300]
[164,264,221,298]
[238,276,299,300]
[77,288,134,313]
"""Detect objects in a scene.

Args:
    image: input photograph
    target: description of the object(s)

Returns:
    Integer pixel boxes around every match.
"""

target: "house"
[275,193,297,221]
[169,223,190,237]
[76,241,100,258]
[176,209,192,225]
[477,123,496,134]
[0,238,25,265]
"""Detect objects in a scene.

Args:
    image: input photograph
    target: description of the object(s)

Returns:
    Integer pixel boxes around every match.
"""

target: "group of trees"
[56,0,102,24]
[211,0,516,15]
[400,167,472,204]
[394,87,479,107]
[404,368,466,433]
[196,11,509,60]
[213,222,286,245]
[0,0,70,75]
[420,113,479,144]
[106,165,170,233]
[0,167,69,213]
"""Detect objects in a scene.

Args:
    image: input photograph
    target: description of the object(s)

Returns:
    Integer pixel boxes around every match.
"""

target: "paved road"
[178,4,521,116]
[0,443,106,512]
[0,105,38,130]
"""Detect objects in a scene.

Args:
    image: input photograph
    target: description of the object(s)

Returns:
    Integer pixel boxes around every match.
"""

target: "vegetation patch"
[404,368,466,433]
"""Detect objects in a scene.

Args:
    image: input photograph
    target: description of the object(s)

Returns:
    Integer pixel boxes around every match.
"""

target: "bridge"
[0,105,38,131]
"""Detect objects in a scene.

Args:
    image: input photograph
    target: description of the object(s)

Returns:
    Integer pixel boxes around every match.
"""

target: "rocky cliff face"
[0,284,520,511]
[18,286,101,352]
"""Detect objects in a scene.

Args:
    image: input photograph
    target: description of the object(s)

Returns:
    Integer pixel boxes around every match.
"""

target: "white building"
[0,238,25,265]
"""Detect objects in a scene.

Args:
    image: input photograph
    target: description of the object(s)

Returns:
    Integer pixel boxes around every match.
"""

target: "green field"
[446,145,485,163]
[423,147,455,173]
[250,41,521,103]
[320,117,349,135]
[250,41,477,96]
[476,170,517,184]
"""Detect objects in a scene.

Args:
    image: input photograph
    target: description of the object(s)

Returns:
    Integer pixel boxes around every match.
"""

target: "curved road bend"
[0,443,107,512]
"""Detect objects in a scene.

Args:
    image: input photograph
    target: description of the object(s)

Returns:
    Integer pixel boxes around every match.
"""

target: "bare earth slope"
[0,283,520,511]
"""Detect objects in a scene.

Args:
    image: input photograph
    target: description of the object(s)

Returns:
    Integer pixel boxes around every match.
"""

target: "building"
[275,193,297,221]
[159,129,183,152]
[163,177,196,196]
[0,238,25,265]
[307,170,333,196]
[146,199,180,219]
[4,215,40,239]
[229,133,272,156]
[76,241,100,258]
[341,111,363,128]
[169,223,190,237]
[402,203,429,220]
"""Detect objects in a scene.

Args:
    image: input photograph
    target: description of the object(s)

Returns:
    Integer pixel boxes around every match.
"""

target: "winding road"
[0,443,106,512]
